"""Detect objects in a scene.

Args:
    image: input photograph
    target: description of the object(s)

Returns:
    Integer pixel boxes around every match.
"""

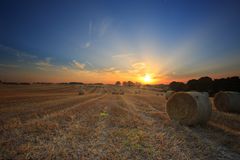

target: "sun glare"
[143,74,152,83]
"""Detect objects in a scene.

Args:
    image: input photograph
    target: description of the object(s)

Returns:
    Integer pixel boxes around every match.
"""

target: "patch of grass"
[114,128,156,158]
[100,111,108,118]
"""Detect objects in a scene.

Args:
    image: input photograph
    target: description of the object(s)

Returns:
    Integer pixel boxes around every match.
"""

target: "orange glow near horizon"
[2,56,239,85]
[2,69,239,85]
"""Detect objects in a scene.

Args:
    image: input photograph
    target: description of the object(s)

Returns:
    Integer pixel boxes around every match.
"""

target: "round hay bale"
[166,92,212,125]
[119,89,124,95]
[202,92,209,97]
[134,90,141,94]
[214,91,240,113]
[78,89,85,95]
[165,90,176,100]
[119,91,124,95]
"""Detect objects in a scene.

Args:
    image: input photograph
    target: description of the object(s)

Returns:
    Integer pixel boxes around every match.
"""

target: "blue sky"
[0,0,240,83]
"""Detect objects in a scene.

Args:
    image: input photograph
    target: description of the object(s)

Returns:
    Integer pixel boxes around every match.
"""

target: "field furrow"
[0,85,239,160]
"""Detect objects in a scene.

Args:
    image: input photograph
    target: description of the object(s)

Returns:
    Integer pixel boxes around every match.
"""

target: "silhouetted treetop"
[169,76,240,96]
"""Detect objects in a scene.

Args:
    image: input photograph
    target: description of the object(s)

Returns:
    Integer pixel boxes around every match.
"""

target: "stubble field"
[0,84,239,160]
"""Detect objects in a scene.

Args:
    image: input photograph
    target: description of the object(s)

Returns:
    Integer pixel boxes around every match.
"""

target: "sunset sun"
[143,74,152,83]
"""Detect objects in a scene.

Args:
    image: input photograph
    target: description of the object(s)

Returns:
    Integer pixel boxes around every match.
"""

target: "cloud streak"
[35,57,55,71]
[81,21,94,49]
[89,21,93,37]
[71,60,85,70]
[99,19,111,37]
[0,64,19,68]
[112,53,135,58]
[0,44,37,61]
[82,42,91,48]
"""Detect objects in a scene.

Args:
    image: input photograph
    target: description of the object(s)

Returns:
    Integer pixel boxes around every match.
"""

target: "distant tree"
[186,79,198,91]
[169,76,240,96]
[19,82,31,85]
[169,81,187,91]
[115,81,121,86]
[197,76,213,92]
[135,82,142,88]
[69,82,84,85]
[122,81,127,86]
[127,81,135,87]
[122,81,135,87]
[228,76,240,91]
[93,83,103,85]
[212,76,240,93]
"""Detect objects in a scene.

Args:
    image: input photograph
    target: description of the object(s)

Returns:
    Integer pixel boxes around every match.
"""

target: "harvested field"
[0,84,240,159]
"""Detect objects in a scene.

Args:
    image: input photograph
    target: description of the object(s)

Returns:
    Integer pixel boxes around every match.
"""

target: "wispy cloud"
[82,42,91,48]
[36,57,53,67]
[0,44,37,61]
[85,61,93,67]
[81,21,93,49]
[71,60,85,70]
[131,62,146,70]
[89,21,93,37]
[0,64,19,68]
[35,57,55,71]
[99,19,112,37]
[127,62,148,77]
[102,67,120,73]
[61,66,69,71]
[16,52,37,60]
[112,53,135,58]
[81,19,112,48]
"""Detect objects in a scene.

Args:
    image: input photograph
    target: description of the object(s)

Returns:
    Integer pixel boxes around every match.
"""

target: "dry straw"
[78,89,85,95]
[119,89,125,95]
[166,92,212,125]
[134,90,141,94]
[214,91,240,113]
[165,90,176,100]
[112,89,124,95]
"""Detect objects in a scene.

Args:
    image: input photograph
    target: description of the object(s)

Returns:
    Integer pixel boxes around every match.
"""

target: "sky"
[0,0,240,84]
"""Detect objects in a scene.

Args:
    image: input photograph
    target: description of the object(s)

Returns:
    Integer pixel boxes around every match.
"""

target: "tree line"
[115,81,141,87]
[169,76,240,96]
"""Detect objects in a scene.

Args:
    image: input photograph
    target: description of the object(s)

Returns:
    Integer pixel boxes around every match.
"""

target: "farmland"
[0,84,240,159]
